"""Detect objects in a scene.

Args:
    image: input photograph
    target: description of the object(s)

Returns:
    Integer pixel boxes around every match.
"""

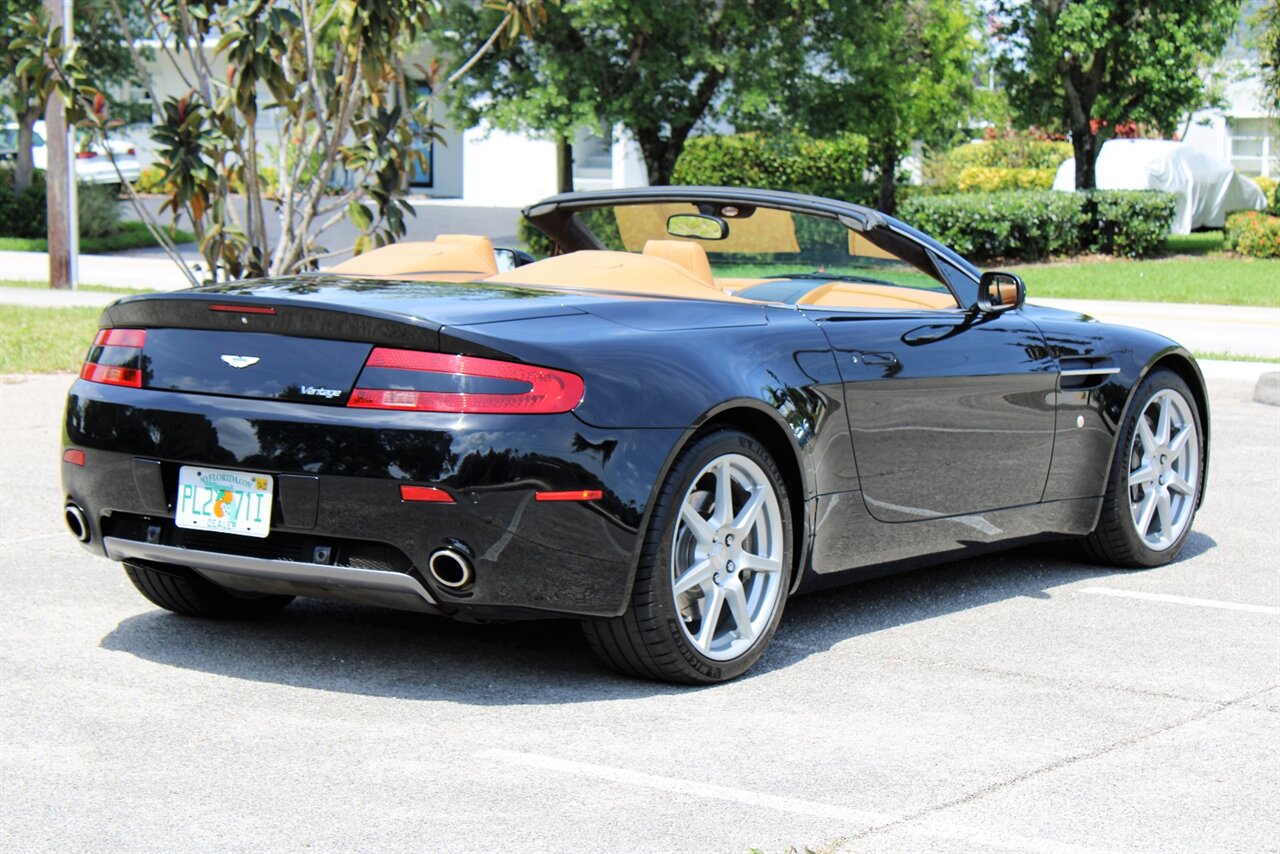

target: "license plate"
[175,466,273,538]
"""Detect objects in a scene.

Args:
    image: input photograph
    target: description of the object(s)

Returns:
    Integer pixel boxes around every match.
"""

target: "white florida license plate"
[175,466,273,538]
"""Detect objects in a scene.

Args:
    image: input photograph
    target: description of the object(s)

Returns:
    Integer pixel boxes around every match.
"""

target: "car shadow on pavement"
[99,533,1216,704]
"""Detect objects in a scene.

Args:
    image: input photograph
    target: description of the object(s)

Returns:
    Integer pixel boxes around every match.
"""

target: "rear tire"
[1079,368,1204,567]
[124,561,294,619]
[583,429,793,684]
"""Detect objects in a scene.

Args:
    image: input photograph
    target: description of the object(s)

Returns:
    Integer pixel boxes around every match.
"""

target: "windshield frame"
[522,186,983,309]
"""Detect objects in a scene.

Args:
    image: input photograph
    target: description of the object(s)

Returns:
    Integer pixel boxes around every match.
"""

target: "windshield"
[540,200,959,309]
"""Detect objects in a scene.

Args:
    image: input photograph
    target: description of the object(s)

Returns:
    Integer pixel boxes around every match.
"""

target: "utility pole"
[45,0,78,290]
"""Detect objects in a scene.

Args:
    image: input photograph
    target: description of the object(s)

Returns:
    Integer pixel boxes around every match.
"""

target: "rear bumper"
[105,536,443,613]
[63,380,681,619]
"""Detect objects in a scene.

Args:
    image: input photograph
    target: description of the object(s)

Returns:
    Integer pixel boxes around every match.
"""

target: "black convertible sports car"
[62,187,1208,683]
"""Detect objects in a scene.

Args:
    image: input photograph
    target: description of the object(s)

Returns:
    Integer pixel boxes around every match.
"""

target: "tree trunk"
[13,108,40,195]
[556,135,574,193]
[45,0,75,290]
[1072,125,1099,191]
[876,138,899,214]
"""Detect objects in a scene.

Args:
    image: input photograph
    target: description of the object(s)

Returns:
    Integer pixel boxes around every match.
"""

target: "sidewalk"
[3,249,1278,361]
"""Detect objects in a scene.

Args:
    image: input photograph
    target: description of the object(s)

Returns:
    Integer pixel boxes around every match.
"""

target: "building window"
[1228,117,1278,178]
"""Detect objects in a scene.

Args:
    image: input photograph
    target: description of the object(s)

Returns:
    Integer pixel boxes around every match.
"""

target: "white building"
[1182,75,1278,179]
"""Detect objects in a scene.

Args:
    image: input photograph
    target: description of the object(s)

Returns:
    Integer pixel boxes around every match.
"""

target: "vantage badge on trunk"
[221,354,260,369]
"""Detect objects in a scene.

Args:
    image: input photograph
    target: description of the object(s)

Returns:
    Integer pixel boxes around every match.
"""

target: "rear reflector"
[349,348,584,414]
[535,490,603,502]
[208,304,277,315]
[400,485,455,503]
[63,449,85,466]
[81,328,146,388]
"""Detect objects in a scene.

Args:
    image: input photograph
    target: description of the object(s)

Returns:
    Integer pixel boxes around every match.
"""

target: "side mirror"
[494,247,536,272]
[977,271,1025,313]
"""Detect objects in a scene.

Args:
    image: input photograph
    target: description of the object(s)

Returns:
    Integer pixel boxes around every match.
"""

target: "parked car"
[1,121,141,187]
[1053,139,1266,233]
[61,187,1208,683]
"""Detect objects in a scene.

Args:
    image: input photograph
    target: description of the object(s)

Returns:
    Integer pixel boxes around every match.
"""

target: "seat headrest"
[642,240,714,286]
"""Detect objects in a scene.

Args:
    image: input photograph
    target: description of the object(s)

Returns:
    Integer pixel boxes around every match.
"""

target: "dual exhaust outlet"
[427,547,474,591]
[67,500,475,592]
[65,504,90,543]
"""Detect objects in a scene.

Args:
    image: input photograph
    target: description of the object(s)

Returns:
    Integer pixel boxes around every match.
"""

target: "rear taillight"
[81,328,146,388]
[348,348,584,414]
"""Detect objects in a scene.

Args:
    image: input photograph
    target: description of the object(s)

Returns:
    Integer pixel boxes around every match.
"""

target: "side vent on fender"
[1059,356,1120,390]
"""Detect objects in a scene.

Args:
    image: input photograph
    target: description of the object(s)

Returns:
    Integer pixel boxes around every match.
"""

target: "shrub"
[947,136,1073,171]
[76,183,122,238]
[0,167,48,238]
[1250,175,1278,215]
[899,191,1085,261]
[899,190,1175,262]
[1,167,123,241]
[133,164,174,194]
[926,132,1072,193]
[672,131,870,201]
[956,166,1056,193]
[1224,210,1280,258]
[1087,191,1176,257]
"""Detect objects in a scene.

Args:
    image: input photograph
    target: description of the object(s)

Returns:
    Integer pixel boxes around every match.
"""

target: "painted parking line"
[1080,586,1280,615]
[478,748,1101,854]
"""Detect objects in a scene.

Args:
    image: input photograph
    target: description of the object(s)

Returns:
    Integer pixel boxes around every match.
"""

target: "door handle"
[859,351,898,366]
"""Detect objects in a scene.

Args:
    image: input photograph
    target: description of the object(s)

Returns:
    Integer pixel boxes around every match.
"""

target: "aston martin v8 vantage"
[61,187,1208,683]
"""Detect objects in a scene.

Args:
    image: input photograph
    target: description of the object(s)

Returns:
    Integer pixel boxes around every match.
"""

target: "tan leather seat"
[641,240,715,286]
[330,234,498,278]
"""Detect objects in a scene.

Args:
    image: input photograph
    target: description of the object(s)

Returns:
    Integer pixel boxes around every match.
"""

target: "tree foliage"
[27,0,551,282]
[996,0,1242,191]
[1,0,147,193]
[781,0,980,212]
[1257,0,1280,113]
[431,0,809,185]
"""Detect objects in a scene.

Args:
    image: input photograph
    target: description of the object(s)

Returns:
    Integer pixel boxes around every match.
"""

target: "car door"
[807,265,1057,523]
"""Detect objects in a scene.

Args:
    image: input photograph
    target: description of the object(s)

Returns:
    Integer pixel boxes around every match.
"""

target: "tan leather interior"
[329,232,958,310]
[798,282,958,310]
[641,240,715,286]
[994,281,1019,306]
[484,250,741,301]
[330,234,499,278]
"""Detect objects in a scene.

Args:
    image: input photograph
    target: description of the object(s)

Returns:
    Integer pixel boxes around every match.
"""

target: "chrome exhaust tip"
[428,548,474,590]
[65,504,90,542]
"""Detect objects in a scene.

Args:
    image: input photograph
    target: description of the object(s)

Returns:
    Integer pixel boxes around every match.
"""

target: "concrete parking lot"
[1,369,1276,853]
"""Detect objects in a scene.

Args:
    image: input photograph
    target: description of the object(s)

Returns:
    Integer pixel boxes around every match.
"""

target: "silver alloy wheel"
[1127,387,1200,551]
[670,453,785,661]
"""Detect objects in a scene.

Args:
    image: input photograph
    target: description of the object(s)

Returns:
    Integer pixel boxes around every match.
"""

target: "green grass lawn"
[1,279,154,294]
[1011,256,1279,307]
[0,305,102,373]
[0,221,196,254]
[1161,230,1225,255]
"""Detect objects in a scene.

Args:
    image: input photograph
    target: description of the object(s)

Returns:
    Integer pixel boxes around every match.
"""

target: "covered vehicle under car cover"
[1053,139,1267,234]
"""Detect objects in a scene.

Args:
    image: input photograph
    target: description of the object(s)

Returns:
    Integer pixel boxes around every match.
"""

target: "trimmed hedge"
[899,190,1176,262]
[671,131,869,200]
[926,134,1073,193]
[946,137,1073,171]
[1224,210,1280,258]
[957,166,1056,193]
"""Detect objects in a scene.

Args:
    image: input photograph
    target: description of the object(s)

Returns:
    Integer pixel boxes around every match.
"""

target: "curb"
[1255,372,1280,407]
